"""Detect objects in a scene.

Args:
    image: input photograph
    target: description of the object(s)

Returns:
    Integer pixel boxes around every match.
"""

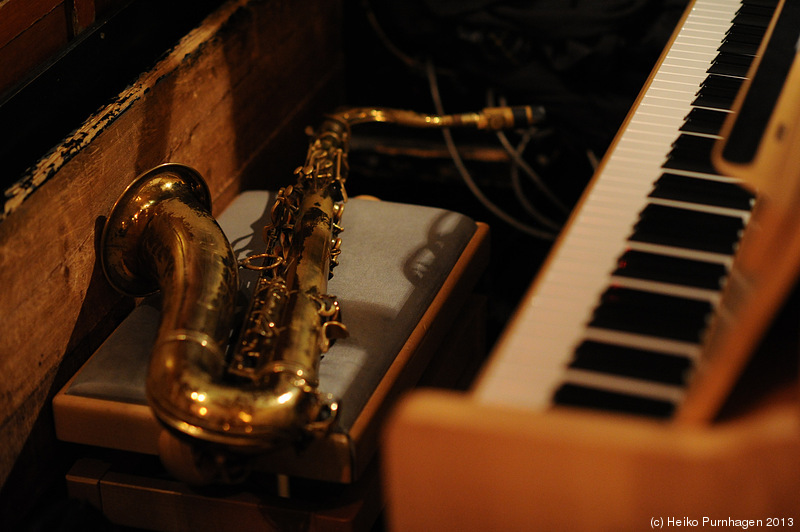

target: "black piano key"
[553,384,675,418]
[708,52,754,77]
[722,26,763,45]
[718,40,759,57]
[613,249,727,290]
[680,108,728,135]
[737,3,777,16]
[590,286,712,342]
[720,27,763,55]
[699,74,745,94]
[731,8,771,29]
[569,341,692,386]
[741,0,778,6]
[741,0,778,7]
[692,75,743,110]
[631,204,744,255]
[664,134,717,174]
[692,93,735,111]
[724,22,770,44]
[649,173,755,210]
[723,0,800,164]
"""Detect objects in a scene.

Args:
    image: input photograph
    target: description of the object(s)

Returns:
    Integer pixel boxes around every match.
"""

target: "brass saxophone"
[101,106,540,483]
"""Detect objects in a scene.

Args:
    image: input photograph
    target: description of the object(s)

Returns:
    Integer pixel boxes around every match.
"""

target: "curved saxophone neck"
[326,104,544,131]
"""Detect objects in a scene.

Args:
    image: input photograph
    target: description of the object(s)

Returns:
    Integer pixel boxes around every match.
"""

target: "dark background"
[340,0,689,342]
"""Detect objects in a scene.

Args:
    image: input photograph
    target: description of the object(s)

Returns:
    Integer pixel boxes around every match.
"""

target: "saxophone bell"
[101,163,339,484]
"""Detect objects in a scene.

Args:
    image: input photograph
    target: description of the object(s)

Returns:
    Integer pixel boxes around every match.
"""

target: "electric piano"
[384,0,800,528]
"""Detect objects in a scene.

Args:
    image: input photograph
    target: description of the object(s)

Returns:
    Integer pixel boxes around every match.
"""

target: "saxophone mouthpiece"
[479,105,546,130]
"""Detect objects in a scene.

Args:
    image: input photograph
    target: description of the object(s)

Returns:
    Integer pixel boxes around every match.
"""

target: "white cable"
[426,60,557,240]
[488,92,570,216]
[507,132,562,231]
[495,130,569,216]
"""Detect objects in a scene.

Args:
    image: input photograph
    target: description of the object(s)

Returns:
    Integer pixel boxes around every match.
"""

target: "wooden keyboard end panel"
[383,389,800,530]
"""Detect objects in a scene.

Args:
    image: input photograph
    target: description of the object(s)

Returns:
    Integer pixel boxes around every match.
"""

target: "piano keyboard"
[474,0,777,418]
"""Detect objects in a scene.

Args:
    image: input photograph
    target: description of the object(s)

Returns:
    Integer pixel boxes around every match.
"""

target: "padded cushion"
[66,191,477,430]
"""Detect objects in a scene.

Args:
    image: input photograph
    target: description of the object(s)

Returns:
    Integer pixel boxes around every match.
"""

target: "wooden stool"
[54,191,490,531]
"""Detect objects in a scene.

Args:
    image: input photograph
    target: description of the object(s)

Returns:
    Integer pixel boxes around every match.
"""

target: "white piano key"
[624,120,691,137]
[646,197,750,219]
[640,87,702,104]
[649,76,711,92]
[582,328,702,359]
[560,369,686,403]
[655,63,716,80]
[624,242,734,268]
[607,276,722,304]
[655,168,723,184]
[665,167,746,183]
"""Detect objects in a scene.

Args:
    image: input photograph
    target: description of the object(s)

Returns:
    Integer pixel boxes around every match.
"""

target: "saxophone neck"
[326,104,545,131]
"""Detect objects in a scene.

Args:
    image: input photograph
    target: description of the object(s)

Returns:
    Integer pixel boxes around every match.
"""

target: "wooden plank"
[67,455,384,532]
[0,0,63,49]
[0,0,343,511]
[68,0,97,35]
[0,2,69,96]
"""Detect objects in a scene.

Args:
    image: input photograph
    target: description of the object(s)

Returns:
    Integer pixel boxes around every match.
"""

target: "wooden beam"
[0,0,69,95]
[68,0,96,35]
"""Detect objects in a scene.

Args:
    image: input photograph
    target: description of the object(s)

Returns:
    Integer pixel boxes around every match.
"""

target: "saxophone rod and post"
[99,105,542,483]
